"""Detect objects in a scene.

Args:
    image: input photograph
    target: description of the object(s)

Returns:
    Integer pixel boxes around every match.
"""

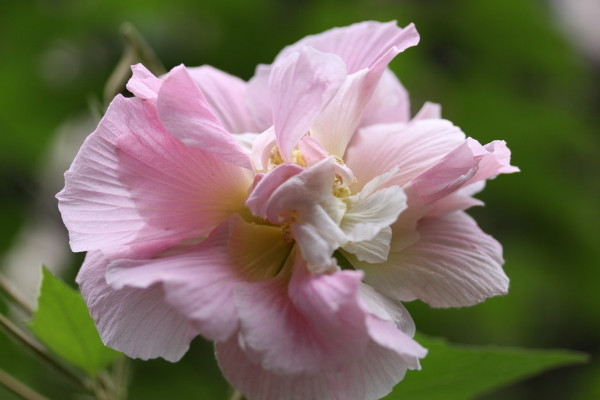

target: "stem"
[229,389,244,400]
[0,313,91,394]
[0,367,49,400]
[0,274,34,316]
[112,357,129,400]
[120,22,166,75]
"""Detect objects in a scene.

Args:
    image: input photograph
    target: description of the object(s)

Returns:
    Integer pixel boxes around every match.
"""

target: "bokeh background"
[1,0,598,399]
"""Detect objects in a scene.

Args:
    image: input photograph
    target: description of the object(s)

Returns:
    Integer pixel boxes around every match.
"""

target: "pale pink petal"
[126,63,163,100]
[309,68,379,157]
[234,260,369,375]
[233,132,261,154]
[269,47,346,161]
[310,33,417,157]
[360,212,509,307]
[277,21,419,74]
[412,101,442,121]
[57,95,252,253]
[297,135,330,166]
[105,220,238,342]
[360,69,411,126]
[364,315,426,369]
[345,119,466,193]
[357,283,416,335]
[427,182,486,217]
[105,215,292,342]
[186,65,257,133]
[465,138,520,184]
[252,158,347,270]
[245,163,304,220]
[77,251,199,362]
[246,64,273,132]
[406,140,480,205]
[217,299,425,400]
[406,138,518,206]
[157,65,252,169]
[249,127,277,171]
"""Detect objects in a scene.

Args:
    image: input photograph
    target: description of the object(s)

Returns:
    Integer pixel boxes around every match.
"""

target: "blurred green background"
[1,0,598,399]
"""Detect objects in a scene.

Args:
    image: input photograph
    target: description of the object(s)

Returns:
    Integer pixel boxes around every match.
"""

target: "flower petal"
[57,95,252,253]
[234,259,369,375]
[359,212,509,307]
[342,185,407,243]
[105,215,292,343]
[157,65,253,169]
[339,170,407,263]
[77,251,199,361]
[359,69,411,127]
[186,65,257,133]
[126,63,163,100]
[217,285,425,400]
[345,119,467,193]
[309,68,381,157]
[277,21,419,74]
[269,46,346,161]
[342,227,393,264]
[310,27,419,157]
[255,158,347,270]
[245,163,304,220]
[412,101,442,121]
[246,64,274,132]
[406,137,518,206]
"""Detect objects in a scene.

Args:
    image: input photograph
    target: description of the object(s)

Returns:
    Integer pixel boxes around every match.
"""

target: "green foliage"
[385,334,587,400]
[28,267,121,376]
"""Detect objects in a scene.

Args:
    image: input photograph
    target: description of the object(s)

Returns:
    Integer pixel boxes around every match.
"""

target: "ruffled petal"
[234,261,369,375]
[249,157,347,270]
[309,68,380,157]
[406,137,518,206]
[245,163,304,219]
[357,283,416,336]
[186,65,257,133]
[157,65,253,169]
[339,170,407,263]
[359,69,411,127]
[57,96,252,253]
[359,212,509,308]
[246,64,273,132]
[412,101,441,121]
[342,227,392,264]
[217,277,426,400]
[342,184,407,243]
[277,21,419,74]
[310,27,419,157]
[105,215,292,343]
[269,46,346,161]
[217,336,422,400]
[345,119,467,193]
[77,251,199,362]
[126,63,163,100]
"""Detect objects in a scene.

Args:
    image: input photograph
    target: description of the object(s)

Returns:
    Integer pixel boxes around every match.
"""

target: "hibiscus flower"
[57,21,518,400]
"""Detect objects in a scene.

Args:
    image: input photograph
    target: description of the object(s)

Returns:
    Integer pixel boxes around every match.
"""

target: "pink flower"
[57,21,518,400]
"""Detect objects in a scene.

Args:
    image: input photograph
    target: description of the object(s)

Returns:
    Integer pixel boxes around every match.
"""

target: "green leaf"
[385,334,588,400]
[28,267,121,376]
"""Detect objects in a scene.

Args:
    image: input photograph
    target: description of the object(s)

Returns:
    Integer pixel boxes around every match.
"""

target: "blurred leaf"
[385,334,587,400]
[29,267,121,376]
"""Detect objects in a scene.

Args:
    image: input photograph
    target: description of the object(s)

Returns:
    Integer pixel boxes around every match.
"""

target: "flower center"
[268,146,307,170]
